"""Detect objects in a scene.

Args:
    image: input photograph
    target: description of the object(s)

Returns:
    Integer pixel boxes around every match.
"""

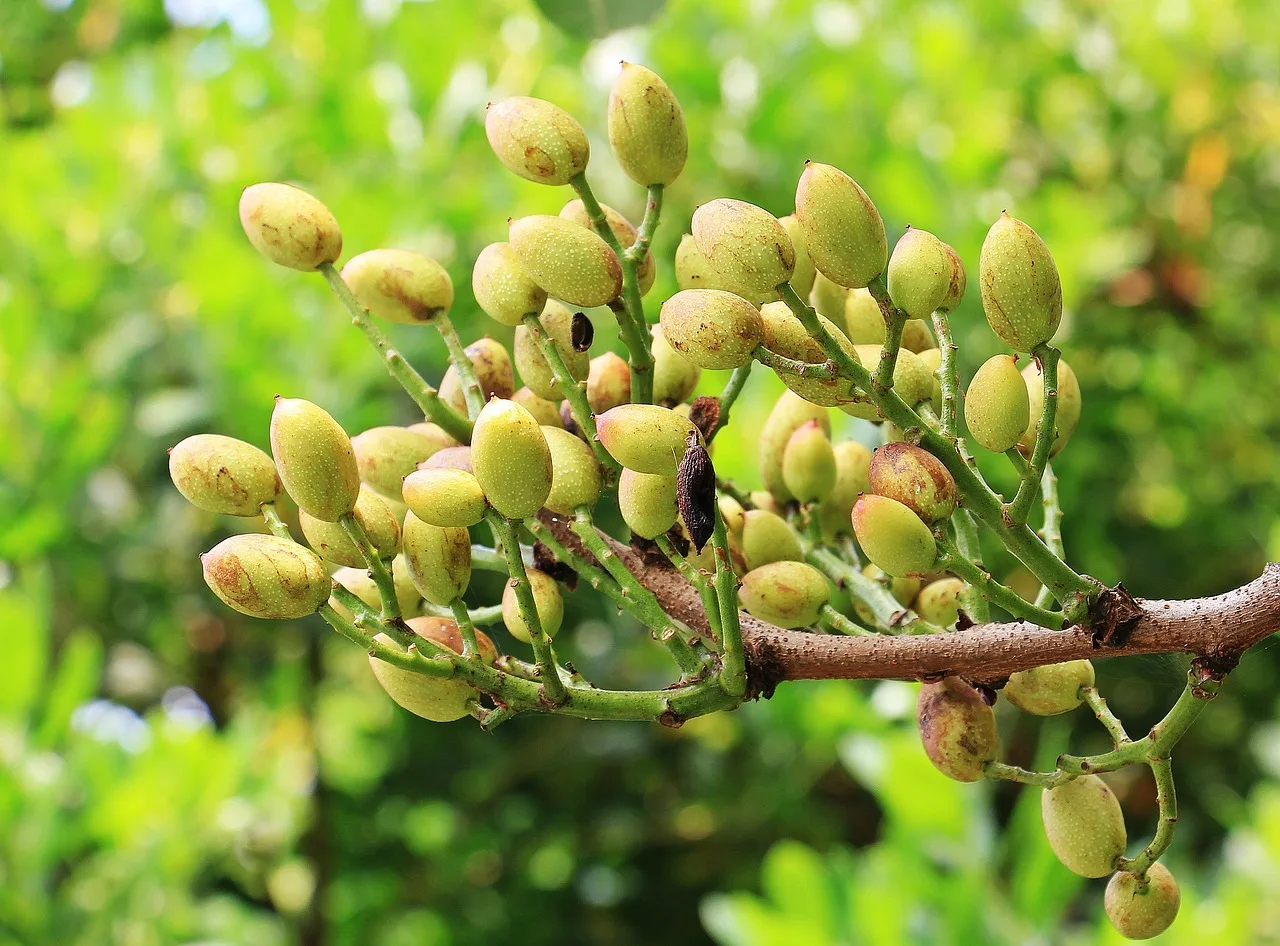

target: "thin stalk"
[713,363,753,440]
[261,503,293,539]
[950,510,990,623]
[1035,463,1065,609]
[819,604,876,636]
[654,532,722,645]
[1118,759,1177,876]
[449,598,480,659]
[937,540,1064,629]
[339,513,402,623]
[754,346,838,379]
[1082,686,1130,747]
[318,603,453,676]
[806,544,933,635]
[434,313,485,419]
[488,512,566,705]
[471,546,511,573]
[319,263,472,443]
[628,185,664,261]
[930,309,960,438]
[1006,345,1059,523]
[711,503,746,697]
[867,274,906,389]
[421,601,504,626]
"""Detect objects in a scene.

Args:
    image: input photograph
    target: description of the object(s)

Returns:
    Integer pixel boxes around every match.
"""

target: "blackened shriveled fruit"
[571,312,594,351]
[676,431,716,553]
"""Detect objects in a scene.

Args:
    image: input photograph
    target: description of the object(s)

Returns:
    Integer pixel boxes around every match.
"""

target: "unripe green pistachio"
[840,345,932,420]
[650,325,701,404]
[691,199,796,295]
[916,677,998,782]
[440,337,516,415]
[901,319,936,353]
[402,512,471,605]
[1105,862,1180,940]
[818,440,872,540]
[238,182,341,271]
[586,351,632,413]
[607,62,688,187]
[270,398,360,522]
[169,434,281,517]
[941,242,967,311]
[1019,358,1081,458]
[472,242,547,326]
[471,398,553,519]
[485,96,589,186]
[341,248,453,324]
[810,270,850,320]
[352,425,449,502]
[868,442,957,523]
[369,617,497,722]
[917,348,943,415]
[719,495,746,537]
[331,554,420,619]
[406,422,457,454]
[420,445,472,473]
[595,404,696,475]
[659,289,764,370]
[843,288,884,342]
[851,495,937,577]
[502,568,565,643]
[741,509,803,571]
[750,490,781,515]
[759,302,861,407]
[1041,775,1127,878]
[559,199,655,295]
[887,227,951,319]
[782,420,837,502]
[739,561,831,629]
[201,533,330,619]
[513,300,590,402]
[512,387,564,428]
[979,212,1062,351]
[759,391,830,502]
[1004,660,1095,716]
[795,162,887,289]
[779,214,817,300]
[300,485,402,567]
[674,233,774,306]
[509,215,623,308]
[543,426,603,515]
[618,469,678,539]
[402,468,487,528]
[914,577,966,629]
[965,354,1031,453]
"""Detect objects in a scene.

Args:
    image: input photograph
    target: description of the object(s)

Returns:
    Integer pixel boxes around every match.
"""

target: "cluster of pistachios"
[172,62,1199,939]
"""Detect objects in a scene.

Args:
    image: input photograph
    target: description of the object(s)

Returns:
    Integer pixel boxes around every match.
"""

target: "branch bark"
[538,514,1280,694]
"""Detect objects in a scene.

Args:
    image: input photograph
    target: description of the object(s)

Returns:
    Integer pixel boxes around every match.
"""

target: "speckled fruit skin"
[818,440,872,540]
[759,391,830,502]
[851,495,937,577]
[586,352,632,413]
[965,354,1031,453]
[331,555,420,619]
[513,300,590,402]
[608,62,688,187]
[501,568,565,644]
[402,512,471,605]
[509,215,623,308]
[1020,358,1081,458]
[618,469,678,539]
[341,248,453,324]
[868,442,957,523]
[1105,863,1181,940]
[741,509,803,572]
[1004,660,1095,715]
[300,485,402,566]
[420,445,472,474]
[201,534,330,619]
[542,426,602,515]
[485,97,589,186]
[659,289,764,370]
[941,242,967,311]
[843,288,884,342]
[782,420,837,502]
[595,404,696,475]
[779,214,817,300]
[369,617,497,722]
[914,577,965,629]
[918,348,943,415]
[470,398,552,519]
[401,468,487,528]
[691,199,795,296]
[674,233,775,306]
[439,337,516,415]
[270,398,361,522]
[651,325,701,404]
[810,270,849,319]
[559,199,655,295]
[841,345,933,420]
[739,561,831,628]
[238,182,341,271]
[472,242,547,326]
[979,212,1062,351]
[900,319,936,353]
[917,677,998,782]
[169,434,281,517]
[759,302,861,407]
[794,162,887,290]
[512,388,563,428]
[351,425,449,502]
[1041,775,1127,878]
[886,227,951,319]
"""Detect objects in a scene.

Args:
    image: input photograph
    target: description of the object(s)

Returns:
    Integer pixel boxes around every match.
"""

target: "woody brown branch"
[539,513,1280,691]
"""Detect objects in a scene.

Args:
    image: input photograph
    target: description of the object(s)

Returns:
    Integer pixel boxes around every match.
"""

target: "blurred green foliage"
[2,0,1280,942]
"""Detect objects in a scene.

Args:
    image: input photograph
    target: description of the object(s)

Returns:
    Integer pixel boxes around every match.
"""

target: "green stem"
[471,546,511,573]
[713,362,753,440]
[1006,345,1059,524]
[930,309,960,438]
[319,603,453,676]
[819,604,876,636]
[655,532,722,645]
[754,346,837,379]
[449,598,480,659]
[420,601,503,626]
[867,274,906,389]
[435,313,485,419]
[711,502,746,697]
[319,263,472,443]
[261,503,293,539]
[1035,463,1065,609]
[937,539,1063,628]
[806,544,934,634]
[628,184,664,261]
[488,512,566,705]
[950,511,990,623]
[1118,759,1177,876]
[1082,686,1130,747]
[339,513,402,623]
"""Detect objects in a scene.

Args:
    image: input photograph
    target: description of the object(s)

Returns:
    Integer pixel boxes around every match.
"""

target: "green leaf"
[532,0,666,39]
[35,626,104,746]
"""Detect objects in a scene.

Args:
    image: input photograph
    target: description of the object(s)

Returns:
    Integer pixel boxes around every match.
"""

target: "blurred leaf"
[532,0,666,39]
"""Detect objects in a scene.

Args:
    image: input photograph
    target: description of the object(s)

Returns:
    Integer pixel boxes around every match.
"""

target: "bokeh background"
[3,0,1280,943]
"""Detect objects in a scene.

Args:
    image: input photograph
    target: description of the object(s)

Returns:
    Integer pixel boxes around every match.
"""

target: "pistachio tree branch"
[319,263,473,443]
[434,313,485,419]
[1006,344,1059,523]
